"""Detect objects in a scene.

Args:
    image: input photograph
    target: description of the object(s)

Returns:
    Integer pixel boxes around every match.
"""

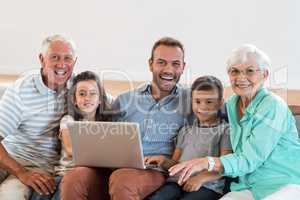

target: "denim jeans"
[30,176,62,200]
[147,182,222,200]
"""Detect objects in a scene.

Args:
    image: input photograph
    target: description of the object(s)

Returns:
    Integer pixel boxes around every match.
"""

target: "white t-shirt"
[54,115,75,176]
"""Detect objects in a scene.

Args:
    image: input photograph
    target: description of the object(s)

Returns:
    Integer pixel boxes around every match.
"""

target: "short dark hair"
[68,71,112,121]
[150,37,185,61]
[191,75,224,100]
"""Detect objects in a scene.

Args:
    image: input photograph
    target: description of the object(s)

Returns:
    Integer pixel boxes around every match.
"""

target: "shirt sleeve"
[0,85,23,138]
[60,115,74,130]
[220,123,232,151]
[176,126,189,149]
[220,97,291,177]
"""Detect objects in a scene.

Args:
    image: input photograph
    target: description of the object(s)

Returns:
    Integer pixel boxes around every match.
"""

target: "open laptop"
[67,121,167,172]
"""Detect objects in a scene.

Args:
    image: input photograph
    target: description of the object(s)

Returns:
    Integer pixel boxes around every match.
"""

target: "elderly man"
[0,34,77,199]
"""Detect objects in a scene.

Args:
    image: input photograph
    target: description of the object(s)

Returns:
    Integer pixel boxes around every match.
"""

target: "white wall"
[0,0,298,89]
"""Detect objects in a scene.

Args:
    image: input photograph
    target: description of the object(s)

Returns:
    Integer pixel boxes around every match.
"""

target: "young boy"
[145,75,232,200]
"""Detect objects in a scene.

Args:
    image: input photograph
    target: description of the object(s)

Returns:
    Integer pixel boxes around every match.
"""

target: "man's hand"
[17,170,55,195]
[144,155,166,166]
[182,175,204,192]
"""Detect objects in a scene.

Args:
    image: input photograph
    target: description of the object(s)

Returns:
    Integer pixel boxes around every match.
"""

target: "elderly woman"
[169,44,300,200]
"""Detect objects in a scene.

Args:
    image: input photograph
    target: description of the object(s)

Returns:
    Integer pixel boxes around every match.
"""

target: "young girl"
[30,71,113,200]
[145,76,232,200]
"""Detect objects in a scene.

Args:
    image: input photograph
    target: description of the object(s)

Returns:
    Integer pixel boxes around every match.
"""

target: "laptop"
[67,121,167,172]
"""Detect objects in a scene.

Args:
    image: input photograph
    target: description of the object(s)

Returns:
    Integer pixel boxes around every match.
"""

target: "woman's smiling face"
[228,56,268,100]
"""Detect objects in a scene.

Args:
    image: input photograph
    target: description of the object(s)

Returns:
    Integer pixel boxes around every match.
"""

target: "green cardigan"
[220,88,300,200]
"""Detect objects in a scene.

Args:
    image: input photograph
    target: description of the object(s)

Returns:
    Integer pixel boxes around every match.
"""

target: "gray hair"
[226,44,271,72]
[40,34,76,56]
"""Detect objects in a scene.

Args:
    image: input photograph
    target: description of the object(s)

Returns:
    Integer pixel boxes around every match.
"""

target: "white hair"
[40,34,76,56]
[226,44,271,72]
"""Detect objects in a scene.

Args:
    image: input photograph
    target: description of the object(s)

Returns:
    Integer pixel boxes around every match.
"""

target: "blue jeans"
[147,182,222,200]
[30,176,62,200]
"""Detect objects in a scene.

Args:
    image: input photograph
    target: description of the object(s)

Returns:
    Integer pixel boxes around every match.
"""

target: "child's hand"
[144,155,166,166]
[169,158,207,185]
[182,175,204,192]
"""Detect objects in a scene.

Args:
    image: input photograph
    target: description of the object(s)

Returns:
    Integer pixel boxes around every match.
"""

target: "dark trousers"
[147,182,222,200]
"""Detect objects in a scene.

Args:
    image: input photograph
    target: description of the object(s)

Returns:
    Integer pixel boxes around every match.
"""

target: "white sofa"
[0,81,14,98]
[0,85,6,99]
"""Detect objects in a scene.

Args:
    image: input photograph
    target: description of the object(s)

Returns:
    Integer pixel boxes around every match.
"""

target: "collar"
[192,117,223,128]
[34,70,56,95]
[242,87,269,116]
[34,69,72,95]
[230,87,269,119]
[136,82,179,95]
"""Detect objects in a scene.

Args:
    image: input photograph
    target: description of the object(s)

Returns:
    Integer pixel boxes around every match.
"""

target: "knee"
[61,167,108,200]
[109,169,132,184]
[62,167,98,187]
[109,169,133,192]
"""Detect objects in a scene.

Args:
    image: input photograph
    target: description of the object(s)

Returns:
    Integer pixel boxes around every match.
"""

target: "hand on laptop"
[144,155,166,167]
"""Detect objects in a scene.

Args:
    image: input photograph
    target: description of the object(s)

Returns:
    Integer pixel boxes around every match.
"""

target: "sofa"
[0,82,300,133]
[0,84,6,99]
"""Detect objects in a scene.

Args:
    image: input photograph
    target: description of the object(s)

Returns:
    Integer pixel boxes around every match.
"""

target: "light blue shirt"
[220,88,300,199]
[0,71,67,173]
[112,83,191,157]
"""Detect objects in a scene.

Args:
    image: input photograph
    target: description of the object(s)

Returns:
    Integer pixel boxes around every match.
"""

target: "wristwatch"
[207,156,215,172]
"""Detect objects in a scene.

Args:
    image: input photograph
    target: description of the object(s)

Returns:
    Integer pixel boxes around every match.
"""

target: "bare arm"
[0,86,55,194]
[161,148,182,169]
[59,129,73,157]
[0,144,27,177]
[144,148,182,170]
[0,144,55,195]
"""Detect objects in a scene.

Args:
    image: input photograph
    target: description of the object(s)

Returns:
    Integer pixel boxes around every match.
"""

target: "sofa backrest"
[0,81,299,134]
[0,85,7,99]
[295,115,300,134]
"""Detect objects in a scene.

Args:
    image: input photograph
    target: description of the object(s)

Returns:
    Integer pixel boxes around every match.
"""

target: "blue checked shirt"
[112,83,192,157]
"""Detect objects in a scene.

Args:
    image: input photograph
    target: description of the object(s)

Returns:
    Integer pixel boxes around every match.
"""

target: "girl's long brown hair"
[67,71,112,121]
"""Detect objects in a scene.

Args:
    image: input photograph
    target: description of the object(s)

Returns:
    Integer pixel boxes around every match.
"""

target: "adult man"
[0,34,77,199]
[109,37,190,200]
[61,37,190,200]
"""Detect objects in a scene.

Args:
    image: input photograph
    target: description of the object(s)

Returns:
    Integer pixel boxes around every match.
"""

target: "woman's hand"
[169,158,208,185]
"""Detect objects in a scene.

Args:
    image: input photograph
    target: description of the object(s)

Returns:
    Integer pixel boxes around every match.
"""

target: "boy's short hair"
[191,75,224,100]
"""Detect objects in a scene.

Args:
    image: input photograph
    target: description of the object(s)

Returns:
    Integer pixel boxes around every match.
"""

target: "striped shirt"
[0,71,67,173]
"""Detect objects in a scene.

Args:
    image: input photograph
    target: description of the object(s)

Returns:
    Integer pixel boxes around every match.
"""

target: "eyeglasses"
[228,67,262,77]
